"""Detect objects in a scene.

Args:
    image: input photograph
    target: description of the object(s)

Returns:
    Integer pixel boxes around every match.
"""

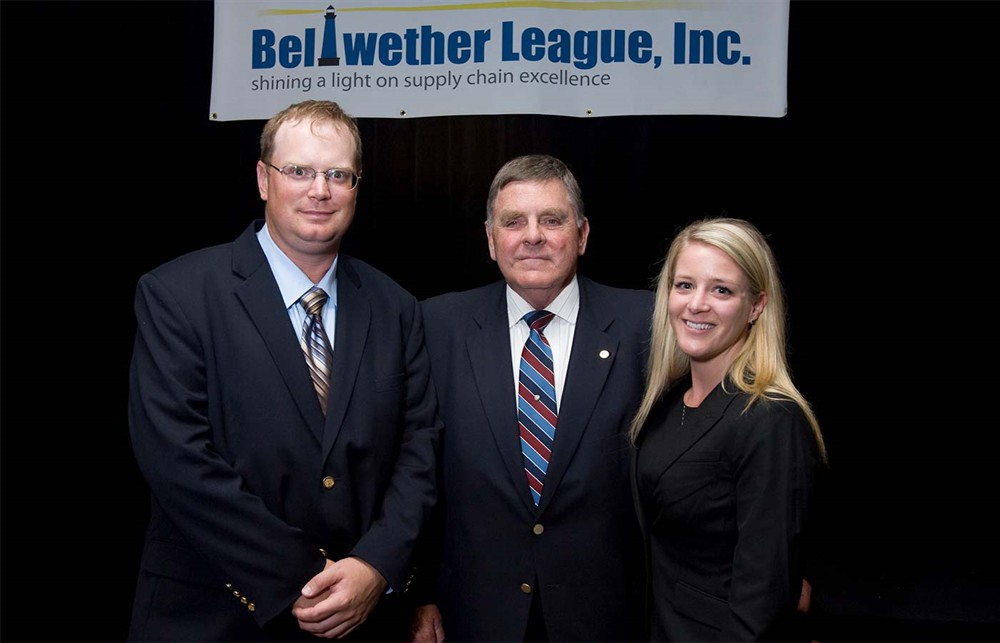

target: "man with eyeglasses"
[127,100,440,642]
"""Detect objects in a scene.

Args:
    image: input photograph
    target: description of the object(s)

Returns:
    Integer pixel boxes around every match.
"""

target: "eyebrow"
[498,208,569,220]
[674,273,742,286]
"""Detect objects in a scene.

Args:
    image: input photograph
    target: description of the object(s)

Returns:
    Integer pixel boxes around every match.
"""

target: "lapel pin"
[599,349,610,359]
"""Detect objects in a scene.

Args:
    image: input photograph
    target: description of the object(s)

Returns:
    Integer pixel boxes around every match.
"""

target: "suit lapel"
[539,284,618,513]
[467,287,533,512]
[653,382,737,475]
[233,222,324,440]
[322,256,370,456]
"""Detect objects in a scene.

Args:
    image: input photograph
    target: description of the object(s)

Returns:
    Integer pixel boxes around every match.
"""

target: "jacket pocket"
[673,578,727,631]
[142,538,223,587]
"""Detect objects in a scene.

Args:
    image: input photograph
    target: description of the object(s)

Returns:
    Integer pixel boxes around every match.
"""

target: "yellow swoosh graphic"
[263,1,697,16]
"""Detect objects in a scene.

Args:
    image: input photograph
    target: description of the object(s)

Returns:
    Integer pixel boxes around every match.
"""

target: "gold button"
[319,548,328,558]
[322,476,335,489]
[248,603,256,612]
[232,590,241,598]
[532,523,544,535]
[240,597,248,605]
[520,583,532,594]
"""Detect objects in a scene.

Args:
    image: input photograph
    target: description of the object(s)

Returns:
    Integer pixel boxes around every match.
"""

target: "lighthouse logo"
[251,4,348,69]
[318,5,340,66]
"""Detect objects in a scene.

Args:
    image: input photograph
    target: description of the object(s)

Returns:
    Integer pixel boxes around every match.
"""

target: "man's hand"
[797,578,813,615]
[409,603,445,643]
[293,557,387,639]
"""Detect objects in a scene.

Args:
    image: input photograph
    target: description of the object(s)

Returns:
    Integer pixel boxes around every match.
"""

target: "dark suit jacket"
[416,277,652,641]
[631,379,818,641]
[127,220,440,641]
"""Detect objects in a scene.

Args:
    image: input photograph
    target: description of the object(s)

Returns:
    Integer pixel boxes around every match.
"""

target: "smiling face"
[256,117,358,271]
[486,178,590,309]
[669,240,766,374]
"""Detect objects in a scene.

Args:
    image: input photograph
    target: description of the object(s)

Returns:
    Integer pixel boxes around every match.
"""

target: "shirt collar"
[505,275,580,328]
[256,222,338,310]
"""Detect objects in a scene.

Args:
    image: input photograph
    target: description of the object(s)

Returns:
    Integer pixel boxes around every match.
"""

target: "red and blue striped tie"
[518,310,557,506]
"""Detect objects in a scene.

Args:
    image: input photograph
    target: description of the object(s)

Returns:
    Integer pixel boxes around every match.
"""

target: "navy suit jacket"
[632,379,818,641]
[416,277,652,641]
[128,221,440,641]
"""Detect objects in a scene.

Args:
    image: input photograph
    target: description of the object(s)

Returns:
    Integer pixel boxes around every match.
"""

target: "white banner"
[211,0,789,121]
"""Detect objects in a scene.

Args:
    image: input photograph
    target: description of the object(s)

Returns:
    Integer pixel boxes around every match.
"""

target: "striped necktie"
[518,310,557,506]
[300,286,333,414]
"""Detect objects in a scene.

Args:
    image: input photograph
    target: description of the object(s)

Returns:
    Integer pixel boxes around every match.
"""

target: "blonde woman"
[630,217,826,641]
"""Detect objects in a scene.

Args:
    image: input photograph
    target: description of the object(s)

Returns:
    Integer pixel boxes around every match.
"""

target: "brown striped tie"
[300,287,332,414]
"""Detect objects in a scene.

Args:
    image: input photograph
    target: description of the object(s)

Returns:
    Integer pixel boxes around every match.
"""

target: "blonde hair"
[630,217,826,461]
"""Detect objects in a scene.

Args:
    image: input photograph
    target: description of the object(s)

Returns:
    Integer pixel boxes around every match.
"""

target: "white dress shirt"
[505,276,580,411]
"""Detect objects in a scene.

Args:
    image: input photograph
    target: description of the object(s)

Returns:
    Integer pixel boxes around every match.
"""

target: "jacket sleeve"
[727,401,818,639]
[347,294,443,592]
[129,272,325,626]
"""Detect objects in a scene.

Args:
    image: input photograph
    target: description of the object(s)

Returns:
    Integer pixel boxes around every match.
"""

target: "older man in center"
[410,154,652,642]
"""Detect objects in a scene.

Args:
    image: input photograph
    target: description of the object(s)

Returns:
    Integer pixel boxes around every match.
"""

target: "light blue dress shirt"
[256,223,337,350]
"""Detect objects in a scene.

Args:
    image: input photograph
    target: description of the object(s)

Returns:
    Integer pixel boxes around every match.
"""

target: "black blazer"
[127,221,440,641]
[416,277,652,641]
[631,380,818,641]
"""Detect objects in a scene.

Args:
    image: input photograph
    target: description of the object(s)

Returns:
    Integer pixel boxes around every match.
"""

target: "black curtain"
[2,2,997,640]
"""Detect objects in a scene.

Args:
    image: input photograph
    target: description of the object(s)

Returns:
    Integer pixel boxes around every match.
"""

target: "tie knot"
[300,287,328,317]
[524,310,555,332]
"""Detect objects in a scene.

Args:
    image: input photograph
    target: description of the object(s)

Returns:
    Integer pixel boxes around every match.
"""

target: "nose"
[308,174,332,199]
[523,219,545,244]
[687,288,710,312]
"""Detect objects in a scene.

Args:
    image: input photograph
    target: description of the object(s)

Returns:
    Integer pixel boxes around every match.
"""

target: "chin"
[509,271,553,286]
[676,338,707,357]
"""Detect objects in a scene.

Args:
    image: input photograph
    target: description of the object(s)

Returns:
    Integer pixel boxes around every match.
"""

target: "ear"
[577,217,590,256]
[486,221,498,261]
[256,161,269,202]
[750,291,768,324]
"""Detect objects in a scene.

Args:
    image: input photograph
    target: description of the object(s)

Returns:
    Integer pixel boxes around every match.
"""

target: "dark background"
[3,1,998,641]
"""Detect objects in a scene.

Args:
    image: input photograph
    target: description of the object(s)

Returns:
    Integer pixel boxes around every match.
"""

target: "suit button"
[322,476,335,489]
[532,523,544,535]
[232,590,241,598]
[520,583,532,594]
[248,603,256,612]
[240,597,248,605]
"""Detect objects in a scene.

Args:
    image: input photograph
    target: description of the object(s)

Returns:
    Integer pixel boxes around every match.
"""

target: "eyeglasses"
[267,163,360,190]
